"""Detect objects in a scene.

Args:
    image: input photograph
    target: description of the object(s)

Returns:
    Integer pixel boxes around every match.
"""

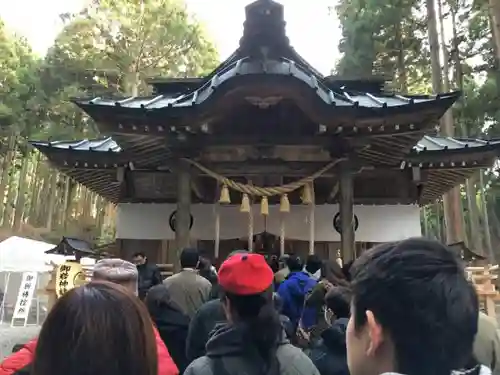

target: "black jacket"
[12,364,30,375]
[186,299,226,362]
[150,302,190,373]
[137,262,162,299]
[307,318,349,375]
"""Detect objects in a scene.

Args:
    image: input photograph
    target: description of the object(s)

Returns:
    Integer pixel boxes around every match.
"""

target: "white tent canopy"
[0,236,68,327]
[0,236,61,273]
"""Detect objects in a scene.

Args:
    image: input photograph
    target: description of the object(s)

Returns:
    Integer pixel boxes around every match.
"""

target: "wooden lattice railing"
[466,265,499,318]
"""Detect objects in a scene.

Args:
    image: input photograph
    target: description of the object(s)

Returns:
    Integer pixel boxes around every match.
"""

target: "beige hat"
[92,259,138,295]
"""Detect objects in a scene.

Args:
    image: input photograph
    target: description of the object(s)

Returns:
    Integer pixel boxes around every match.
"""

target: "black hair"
[321,259,349,286]
[180,248,200,269]
[351,238,478,375]
[286,254,303,272]
[132,252,146,258]
[33,282,157,375]
[198,258,218,285]
[222,288,281,369]
[11,344,24,353]
[305,255,322,275]
[325,286,351,318]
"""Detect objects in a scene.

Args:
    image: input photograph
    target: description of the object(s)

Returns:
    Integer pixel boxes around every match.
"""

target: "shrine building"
[30,0,500,265]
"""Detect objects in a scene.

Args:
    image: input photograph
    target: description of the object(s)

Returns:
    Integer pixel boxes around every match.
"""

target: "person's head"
[144,284,182,318]
[218,253,281,363]
[286,254,303,272]
[92,258,139,295]
[278,254,289,270]
[33,282,157,375]
[131,252,147,266]
[197,256,210,270]
[305,254,322,275]
[347,238,478,375]
[324,286,351,323]
[321,259,349,286]
[180,248,200,269]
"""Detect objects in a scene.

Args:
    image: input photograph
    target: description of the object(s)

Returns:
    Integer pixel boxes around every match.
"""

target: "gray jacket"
[184,323,320,375]
[163,269,211,319]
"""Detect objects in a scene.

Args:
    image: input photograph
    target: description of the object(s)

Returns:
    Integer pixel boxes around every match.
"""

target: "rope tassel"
[301,184,312,205]
[240,194,250,213]
[280,194,290,213]
[219,184,231,204]
[261,196,269,216]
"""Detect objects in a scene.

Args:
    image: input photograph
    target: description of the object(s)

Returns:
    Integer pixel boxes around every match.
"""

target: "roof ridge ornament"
[240,0,289,57]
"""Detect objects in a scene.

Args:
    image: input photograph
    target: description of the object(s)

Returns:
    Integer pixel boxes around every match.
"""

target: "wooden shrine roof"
[72,0,459,139]
[75,63,459,133]
[32,135,500,156]
[30,136,500,205]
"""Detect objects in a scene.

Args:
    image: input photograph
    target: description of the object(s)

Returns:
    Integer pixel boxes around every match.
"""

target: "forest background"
[1,0,499,259]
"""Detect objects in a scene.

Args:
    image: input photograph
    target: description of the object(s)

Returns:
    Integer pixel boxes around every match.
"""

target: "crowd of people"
[0,238,500,375]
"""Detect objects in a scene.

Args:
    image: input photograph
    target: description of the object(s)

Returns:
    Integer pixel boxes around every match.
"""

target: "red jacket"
[0,327,178,375]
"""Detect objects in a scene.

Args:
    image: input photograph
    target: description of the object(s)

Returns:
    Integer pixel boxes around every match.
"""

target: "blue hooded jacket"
[277,271,317,329]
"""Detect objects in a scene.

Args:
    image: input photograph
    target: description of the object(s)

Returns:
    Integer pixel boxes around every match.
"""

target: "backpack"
[291,277,317,348]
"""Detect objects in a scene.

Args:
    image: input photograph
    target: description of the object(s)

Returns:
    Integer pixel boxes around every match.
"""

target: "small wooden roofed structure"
[28,0,500,263]
[45,236,96,261]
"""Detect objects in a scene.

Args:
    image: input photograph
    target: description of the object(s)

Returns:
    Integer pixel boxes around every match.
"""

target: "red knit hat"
[219,253,274,295]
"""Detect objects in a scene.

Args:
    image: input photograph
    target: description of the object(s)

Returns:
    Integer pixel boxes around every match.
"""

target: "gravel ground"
[0,324,40,361]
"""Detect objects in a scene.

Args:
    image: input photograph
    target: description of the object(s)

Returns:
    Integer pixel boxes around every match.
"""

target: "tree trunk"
[0,133,17,223]
[487,10,500,92]
[28,152,42,224]
[479,171,494,260]
[2,169,17,229]
[395,20,408,92]
[466,176,483,253]
[428,0,465,244]
[449,4,483,252]
[12,154,30,231]
[63,177,75,230]
[46,171,58,232]
[489,0,500,62]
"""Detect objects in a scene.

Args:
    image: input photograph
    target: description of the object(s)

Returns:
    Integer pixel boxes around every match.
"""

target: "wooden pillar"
[175,160,191,272]
[339,162,355,264]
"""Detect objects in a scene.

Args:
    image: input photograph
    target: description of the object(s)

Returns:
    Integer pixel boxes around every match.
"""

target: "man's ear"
[365,310,384,356]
